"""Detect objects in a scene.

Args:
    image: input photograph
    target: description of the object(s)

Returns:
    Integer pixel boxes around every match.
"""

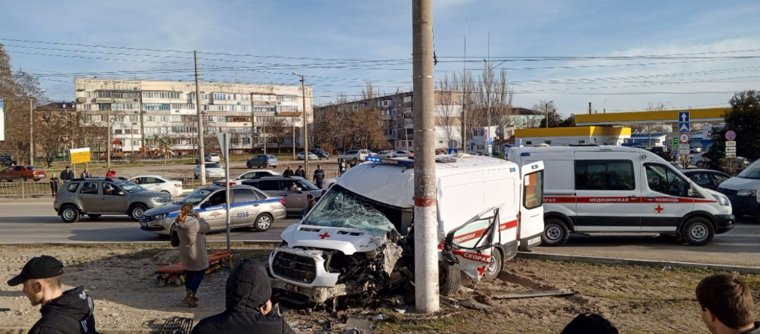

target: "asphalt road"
[1,198,759,267]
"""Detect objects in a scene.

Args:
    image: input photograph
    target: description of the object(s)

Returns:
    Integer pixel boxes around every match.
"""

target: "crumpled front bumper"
[270,277,369,304]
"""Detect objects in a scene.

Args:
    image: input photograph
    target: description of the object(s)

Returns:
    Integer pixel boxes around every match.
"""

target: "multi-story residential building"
[74,79,312,155]
[314,90,463,150]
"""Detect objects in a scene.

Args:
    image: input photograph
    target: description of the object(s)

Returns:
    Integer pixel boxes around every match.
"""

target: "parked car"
[309,148,329,159]
[194,163,225,179]
[127,175,184,197]
[338,149,370,162]
[54,178,172,223]
[296,151,319,160]
[241,176,322,216]
[247,154,278,169]
[393,150,414,158]
[692,153,750,171]
[0,165,46,181]
[718,159,760,219]
[235,169,280,181]
[205,153,221,163]
[377,150,395,158]
[681,169,730,191]
[140,184,286,235]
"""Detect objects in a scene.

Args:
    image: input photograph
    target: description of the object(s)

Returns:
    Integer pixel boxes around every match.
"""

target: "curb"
[517,251,760,275]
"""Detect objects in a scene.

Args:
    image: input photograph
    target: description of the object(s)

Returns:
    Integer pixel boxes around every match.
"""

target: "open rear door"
[520,161,545,250]
[442,208,498,281]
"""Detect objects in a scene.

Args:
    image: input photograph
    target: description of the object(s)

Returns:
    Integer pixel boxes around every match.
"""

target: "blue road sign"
[678,111,690,133]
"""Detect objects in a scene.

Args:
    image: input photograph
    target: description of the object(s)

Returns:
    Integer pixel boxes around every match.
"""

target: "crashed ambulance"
[268,155,544,304]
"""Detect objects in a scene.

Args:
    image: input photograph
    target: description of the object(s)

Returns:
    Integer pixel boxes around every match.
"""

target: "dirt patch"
[0,244,758,333]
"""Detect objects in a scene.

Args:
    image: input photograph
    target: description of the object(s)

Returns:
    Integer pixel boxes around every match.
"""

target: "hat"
[7,255,64,286]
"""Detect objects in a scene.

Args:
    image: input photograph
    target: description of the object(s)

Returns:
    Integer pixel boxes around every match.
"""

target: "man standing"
[283,165,294,177]
[49,175,60,198]
[313,165,325,189]
[696,273,760,334]
[7,255,97,334]
[59,166,75,182]
[191,258,293,334]
[294,165,305,178]
[80,168,91,179]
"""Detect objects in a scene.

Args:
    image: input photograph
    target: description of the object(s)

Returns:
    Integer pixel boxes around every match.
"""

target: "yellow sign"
[70,148,91,164]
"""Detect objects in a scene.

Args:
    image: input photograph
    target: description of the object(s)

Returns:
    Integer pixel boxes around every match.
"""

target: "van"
[718,158,760,220]
[268,155,544,304]
[506,145,734,246]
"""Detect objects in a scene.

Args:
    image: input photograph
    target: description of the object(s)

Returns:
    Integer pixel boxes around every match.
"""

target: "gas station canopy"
[575,107,729,126]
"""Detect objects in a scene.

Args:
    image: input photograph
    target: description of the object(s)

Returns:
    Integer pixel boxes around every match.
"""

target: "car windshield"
[115,180,146,193]
[297,179,319,191]
[179,188,215,205]
[206,163,221,168]
[738,160,760,179]
[302,185,398,237]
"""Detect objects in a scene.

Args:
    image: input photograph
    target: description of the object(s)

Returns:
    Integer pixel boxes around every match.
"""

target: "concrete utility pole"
[291,117,296,161]
[461,23,467,153]
[106,106,111,169]
[250,92,255,152]
[139,89,145,157]
[194,50,206,185]
[29,98,34,166]
[412,0,439,314]
[294,72,309,177]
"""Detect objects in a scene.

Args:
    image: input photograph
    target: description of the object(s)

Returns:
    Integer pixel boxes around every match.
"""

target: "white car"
[235,169,280,181]
[297,152,319,160]
[338,149,370,162]
[128,175,185,197]
[377,150,395,158]
[194,163,225,179]
[205,153,221,163]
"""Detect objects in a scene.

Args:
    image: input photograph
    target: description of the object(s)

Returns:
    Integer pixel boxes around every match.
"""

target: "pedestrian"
[349,158,359,168]
[696,273,760,334]
[7,255,98,334]
[49,175,60,197]
[338,160,347,175]
[191,258,294,334]
[313,164,325,189]
[59,166,75,182]
[561,313,618,334]
[80,168,91,179]
[105,169,116,178]
[283,165,294,177]
[302,194,316,218]
[294,165,305,178]
[175,203,210,308]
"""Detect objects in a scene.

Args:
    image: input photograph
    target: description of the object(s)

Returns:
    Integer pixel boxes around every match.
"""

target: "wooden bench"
[155,250,233,286]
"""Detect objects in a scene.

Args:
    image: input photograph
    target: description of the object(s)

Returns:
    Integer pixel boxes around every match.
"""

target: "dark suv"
[53,178,172,223]
[247,154,278,169]
[241,176,322,216]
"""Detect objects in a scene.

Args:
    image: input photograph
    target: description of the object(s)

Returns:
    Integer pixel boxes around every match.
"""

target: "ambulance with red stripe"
[268,155,544,304]
[506,145,734,246]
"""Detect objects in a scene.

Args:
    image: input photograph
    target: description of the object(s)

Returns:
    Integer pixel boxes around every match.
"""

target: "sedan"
[140,184,286,235]
[0,165,46,181]
[241,176,323,216]
[297,151,319,160]
[205,153,221,163]
[682,169,730,191]
[194,163,225,179]
[235,169,280,180]
[247,154,278,169]
[128,175,185,197]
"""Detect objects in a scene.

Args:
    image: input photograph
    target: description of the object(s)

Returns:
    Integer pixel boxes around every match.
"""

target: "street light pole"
[29,98,34,166]
[293,72,309,177]
[106,107,111,169]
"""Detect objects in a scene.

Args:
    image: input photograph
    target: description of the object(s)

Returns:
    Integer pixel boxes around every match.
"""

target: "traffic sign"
[725,141,736,147]
[679,133,689,144]
[726,152,737,158]
[678,111,690,133]
[725,130,737,141]
[671,137,678,148]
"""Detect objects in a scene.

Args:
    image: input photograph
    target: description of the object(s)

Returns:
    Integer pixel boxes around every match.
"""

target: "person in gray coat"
[175,203,210,308]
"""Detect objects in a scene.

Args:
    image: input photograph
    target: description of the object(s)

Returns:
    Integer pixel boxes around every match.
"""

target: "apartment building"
[74,78,312,154]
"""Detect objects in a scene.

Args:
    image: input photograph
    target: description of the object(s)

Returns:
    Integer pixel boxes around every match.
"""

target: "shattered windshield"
[302,185,399,237]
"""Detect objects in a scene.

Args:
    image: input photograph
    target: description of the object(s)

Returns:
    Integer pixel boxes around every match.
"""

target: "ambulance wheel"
[484,248,503,280]
[439,261,461,296]
[542,218,569,246]
[681,217,714,246]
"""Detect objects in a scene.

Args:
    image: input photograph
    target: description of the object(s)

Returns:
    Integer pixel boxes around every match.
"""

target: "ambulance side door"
[520,161,545,249]
[443,209,497,282]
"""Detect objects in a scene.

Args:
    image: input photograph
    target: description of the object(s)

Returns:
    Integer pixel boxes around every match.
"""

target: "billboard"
[0,98,4,141]
[70,147,92,164]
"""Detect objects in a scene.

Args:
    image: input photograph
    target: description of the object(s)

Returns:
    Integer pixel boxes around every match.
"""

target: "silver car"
[54,178,172,223]
[241,176,323,216]
[140,184,286,235]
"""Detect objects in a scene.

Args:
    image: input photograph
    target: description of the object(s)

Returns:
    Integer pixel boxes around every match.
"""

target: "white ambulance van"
[506,145,734,246]
[268,155,544,304]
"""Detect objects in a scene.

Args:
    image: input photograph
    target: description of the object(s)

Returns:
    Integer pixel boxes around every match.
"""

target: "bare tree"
[267,117,289,153]
[435,75,462,148]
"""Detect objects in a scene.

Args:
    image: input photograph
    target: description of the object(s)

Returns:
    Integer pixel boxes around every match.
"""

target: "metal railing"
[0,181,56,198]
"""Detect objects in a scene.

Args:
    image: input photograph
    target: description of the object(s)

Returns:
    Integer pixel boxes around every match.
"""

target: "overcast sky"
[1,0,759,115]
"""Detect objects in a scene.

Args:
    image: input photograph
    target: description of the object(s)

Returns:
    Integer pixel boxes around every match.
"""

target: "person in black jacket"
[59,166,75,182]
[191,258,293,334]
[7,255,97,334]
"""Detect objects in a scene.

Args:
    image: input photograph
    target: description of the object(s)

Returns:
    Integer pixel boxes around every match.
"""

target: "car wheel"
[681,217,715,246]
[542,218,570,246]
[252,213,273,232]
[439,261,461,296]
[484,247,503,280]
[161,190,171,196]
[60,205,80,223]
[129,203,148,221]
[87,214,102,219]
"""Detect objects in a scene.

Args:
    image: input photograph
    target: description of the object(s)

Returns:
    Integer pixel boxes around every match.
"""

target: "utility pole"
[107,107,111,169]
[139,88,145,157]
[412,0,439,314]
[461,21,467,153]
[29,98,34,166]
[294,73,309,177]
[291,117,296,161]
[250,92,255,152]
[194,50,206,185]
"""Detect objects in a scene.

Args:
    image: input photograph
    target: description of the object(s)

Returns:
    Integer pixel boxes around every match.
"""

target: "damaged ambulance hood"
[280,224,387,255]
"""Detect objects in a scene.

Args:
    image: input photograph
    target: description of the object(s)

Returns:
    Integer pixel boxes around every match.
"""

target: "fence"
[0,181,55,198]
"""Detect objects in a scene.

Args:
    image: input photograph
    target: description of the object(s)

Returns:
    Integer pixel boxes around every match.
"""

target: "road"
[1,198,759,267]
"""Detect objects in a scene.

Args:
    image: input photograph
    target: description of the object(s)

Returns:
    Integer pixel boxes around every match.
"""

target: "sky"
[1,0,759,116]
